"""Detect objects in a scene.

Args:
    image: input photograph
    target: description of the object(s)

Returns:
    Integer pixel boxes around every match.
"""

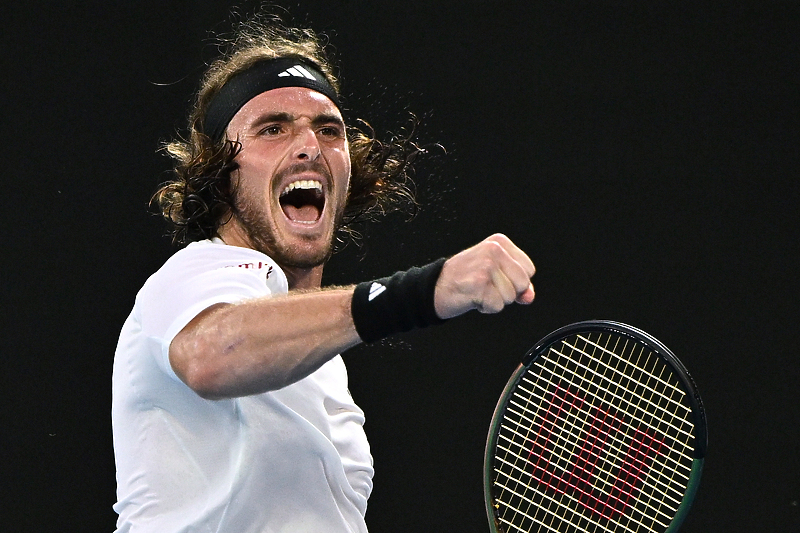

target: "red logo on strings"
[527,384,665,520]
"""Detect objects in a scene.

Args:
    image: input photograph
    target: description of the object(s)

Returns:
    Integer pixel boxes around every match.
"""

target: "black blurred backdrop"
[3,1,799,531]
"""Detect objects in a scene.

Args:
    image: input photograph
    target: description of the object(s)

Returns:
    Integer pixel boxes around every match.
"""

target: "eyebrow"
[249,112,345,130]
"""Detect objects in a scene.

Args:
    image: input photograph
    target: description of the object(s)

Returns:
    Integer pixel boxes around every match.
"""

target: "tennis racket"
[484,321,706,533]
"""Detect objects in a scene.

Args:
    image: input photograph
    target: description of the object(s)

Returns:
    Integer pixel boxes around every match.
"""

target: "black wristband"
[351,258,448,343]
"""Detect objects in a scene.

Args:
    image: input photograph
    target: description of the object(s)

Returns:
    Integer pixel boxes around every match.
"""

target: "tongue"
[282,204,320,223]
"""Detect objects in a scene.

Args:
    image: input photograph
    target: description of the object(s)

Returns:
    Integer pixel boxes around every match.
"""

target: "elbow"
[169,336,227,400]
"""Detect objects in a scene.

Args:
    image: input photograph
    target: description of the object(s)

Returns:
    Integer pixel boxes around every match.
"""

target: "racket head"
[484,320,706,533]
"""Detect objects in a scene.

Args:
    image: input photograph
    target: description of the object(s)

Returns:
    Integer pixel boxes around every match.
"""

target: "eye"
[317,125,343,139]
[259,124,284,136]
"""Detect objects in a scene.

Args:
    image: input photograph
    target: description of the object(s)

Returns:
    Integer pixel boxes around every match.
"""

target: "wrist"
[351,258,448,343]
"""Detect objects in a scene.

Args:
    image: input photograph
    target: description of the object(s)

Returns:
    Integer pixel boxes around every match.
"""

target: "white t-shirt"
[112,239,373,533]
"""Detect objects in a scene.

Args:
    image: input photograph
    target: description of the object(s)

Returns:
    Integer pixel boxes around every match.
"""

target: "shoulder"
[142,239,289,298]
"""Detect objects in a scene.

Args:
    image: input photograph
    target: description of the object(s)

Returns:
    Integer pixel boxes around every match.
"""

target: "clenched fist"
[434,234,536,319]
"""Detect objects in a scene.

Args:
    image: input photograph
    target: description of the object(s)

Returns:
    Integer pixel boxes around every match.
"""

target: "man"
[112,16,535,533]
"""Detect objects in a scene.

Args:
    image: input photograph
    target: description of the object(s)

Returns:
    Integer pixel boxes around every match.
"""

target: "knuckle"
[506,286,519,302]
[482,240,506,260]
[476,256,495,276]
[488,299,505,313]
[488,232,509,243]
[475,269,493,287]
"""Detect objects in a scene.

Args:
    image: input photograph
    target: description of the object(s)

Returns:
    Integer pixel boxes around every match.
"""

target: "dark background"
[3,1,798,531]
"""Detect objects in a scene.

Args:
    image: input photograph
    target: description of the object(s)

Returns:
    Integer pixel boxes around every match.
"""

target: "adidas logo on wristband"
[368,282,386,301]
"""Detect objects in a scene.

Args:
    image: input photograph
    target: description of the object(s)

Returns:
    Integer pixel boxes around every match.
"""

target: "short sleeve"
[135,243,287,380]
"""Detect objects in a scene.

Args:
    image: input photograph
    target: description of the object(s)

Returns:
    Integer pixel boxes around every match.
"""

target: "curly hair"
[153,13,423,245]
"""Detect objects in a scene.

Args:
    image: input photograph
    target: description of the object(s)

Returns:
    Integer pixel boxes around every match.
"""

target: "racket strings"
[554,336,692,438]
[524,342,693,497]
[505,361,674,529]
[491,331,696,533]
[503,389,689,502]
[496,407,683,524]
[518,350,695,468]
[513,348,686,532]
[494,350,688,528]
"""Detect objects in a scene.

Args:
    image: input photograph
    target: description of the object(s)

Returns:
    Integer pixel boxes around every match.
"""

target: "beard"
[234,200,332,269]
[230,164,341,269]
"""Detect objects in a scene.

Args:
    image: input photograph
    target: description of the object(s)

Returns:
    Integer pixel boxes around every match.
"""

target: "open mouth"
[279,180,325,224]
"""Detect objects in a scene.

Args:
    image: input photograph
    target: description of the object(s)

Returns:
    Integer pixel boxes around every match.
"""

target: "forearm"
[170,287,360,399]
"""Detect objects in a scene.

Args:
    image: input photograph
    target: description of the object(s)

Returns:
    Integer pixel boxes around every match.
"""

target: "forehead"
[226,87,343,132]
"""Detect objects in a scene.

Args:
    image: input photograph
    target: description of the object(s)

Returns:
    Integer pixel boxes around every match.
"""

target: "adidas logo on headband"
[277,65,318,80]
[203,58,342,141]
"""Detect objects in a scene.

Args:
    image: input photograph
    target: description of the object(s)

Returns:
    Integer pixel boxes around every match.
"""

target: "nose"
[292,127,321,161]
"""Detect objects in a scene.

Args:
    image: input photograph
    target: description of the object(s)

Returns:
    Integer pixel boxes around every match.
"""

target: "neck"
[282,264,324,290]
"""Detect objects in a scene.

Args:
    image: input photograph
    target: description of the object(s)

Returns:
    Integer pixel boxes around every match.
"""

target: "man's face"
[223,87,351,269]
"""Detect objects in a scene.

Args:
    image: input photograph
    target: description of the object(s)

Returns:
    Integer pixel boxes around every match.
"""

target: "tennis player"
[111,14,535,533]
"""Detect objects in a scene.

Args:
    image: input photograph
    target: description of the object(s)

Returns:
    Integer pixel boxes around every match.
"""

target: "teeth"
[281,180,322,197]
